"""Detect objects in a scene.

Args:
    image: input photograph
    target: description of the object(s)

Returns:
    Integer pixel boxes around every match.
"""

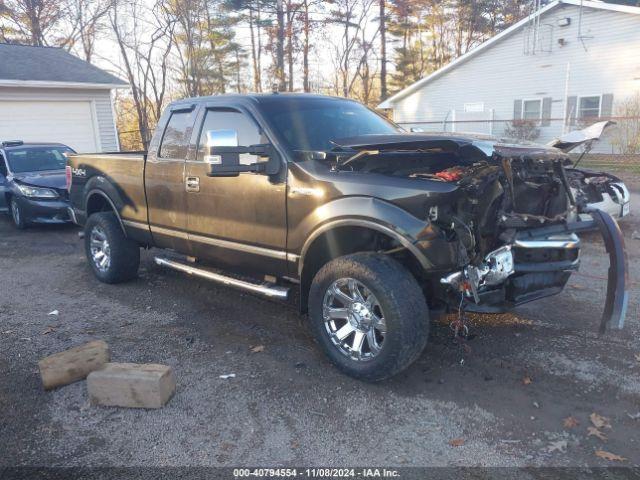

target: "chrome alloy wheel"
[322,278,387,361]
[89,226,111,272]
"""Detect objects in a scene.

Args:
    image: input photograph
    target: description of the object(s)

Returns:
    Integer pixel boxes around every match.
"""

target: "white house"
[0,43,128,152]
[378,0,640,152]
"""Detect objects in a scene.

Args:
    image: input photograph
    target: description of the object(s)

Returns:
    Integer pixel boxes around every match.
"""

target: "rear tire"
[308,253,429,382]
[10,197,27,229]
[84,212,140,283]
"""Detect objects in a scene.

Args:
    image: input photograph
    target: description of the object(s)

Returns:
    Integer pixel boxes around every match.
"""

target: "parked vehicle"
[547,121,630,221]
[0,141,75,229]
[67,94,628,381]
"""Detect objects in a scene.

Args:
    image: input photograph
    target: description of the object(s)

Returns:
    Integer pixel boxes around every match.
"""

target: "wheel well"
[299,225,423,312]
[86,192,115,217]
[85,192,127,235]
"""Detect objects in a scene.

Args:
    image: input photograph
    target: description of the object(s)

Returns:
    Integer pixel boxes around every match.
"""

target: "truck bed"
[67,151,148,229]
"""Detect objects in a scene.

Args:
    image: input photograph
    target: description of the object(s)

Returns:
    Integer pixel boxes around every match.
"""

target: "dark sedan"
[0,141,75,229]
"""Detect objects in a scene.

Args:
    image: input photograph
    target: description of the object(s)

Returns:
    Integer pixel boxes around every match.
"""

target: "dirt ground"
[1,193,639,469]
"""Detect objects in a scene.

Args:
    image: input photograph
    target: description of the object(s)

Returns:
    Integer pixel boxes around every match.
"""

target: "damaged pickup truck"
[66,94,628,381]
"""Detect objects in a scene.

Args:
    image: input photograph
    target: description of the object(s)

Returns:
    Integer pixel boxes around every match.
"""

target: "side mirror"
[204,129,280,177]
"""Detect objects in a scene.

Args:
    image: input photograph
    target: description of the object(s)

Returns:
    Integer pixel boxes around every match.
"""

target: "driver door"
[185,107,287,275]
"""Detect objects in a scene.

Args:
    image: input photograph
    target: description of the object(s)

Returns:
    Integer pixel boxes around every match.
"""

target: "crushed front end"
[330,134,628,331]
[429,143,629,331]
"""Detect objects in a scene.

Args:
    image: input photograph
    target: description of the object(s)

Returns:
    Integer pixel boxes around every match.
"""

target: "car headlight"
[16,183,59,199]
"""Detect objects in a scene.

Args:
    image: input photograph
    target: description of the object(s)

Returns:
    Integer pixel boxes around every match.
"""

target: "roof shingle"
[0,43,127,86]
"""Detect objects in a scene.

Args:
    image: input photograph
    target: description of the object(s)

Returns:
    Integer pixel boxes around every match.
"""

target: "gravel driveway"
[1,195,639,469]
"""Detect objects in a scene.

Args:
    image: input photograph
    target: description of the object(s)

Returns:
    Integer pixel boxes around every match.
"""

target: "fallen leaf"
[219,373,236,379]
[250,345,265,353]
[41,327,55,335]
[570,284,586,290]
[595,450,626,462]
[547,440,568,453]
[634,353,640,363]
[448,438,465,447]
[2,330,14,334]
[590,413,611,429]
[563,416,579,429]
[587,427,607,441]
[48,310,59,316]
[522,376,533,385]
[627,412,640,421]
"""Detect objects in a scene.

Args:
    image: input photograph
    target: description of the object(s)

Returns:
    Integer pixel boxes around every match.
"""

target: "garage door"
[0,100,98,153]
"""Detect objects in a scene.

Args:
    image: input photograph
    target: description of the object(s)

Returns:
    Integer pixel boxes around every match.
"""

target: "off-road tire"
[308,253,429,382]
[84,212,140,284]
[10,197,27,229]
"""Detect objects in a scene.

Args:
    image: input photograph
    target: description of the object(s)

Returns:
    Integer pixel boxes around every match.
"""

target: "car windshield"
[5,146,72,173]
[260,98,399,153]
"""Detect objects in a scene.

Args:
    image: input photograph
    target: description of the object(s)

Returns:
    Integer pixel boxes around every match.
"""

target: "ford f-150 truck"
[67,94,628,381]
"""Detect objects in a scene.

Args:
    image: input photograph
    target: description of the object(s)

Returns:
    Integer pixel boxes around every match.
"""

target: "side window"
[159,111,195,159]
[197,109,264,165]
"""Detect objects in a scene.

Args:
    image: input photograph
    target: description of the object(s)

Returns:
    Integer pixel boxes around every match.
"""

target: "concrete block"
[87,363,175,409]
[38,340,110,390]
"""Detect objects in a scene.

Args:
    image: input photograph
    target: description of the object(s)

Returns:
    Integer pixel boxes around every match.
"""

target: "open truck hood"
[332,133,565,158]
[547,121,616,152]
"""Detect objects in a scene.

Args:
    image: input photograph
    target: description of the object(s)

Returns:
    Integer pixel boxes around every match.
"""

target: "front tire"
[84,212,140,283]
[10,197,27,229]
[308,253,429,382]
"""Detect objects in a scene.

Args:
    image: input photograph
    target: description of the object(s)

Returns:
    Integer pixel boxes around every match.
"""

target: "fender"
[299,217,431,277]
[84,187,126,233]
[294,196,456,277]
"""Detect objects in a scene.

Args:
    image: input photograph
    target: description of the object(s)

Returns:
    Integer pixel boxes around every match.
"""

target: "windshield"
[5,146,72,173]
[259,98,399,153]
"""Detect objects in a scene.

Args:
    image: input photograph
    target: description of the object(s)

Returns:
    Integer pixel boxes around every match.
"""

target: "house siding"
[389,4,640,152]
[0,86,119,152]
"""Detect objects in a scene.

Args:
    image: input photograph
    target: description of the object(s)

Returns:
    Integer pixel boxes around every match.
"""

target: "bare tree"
[275,0,285,90]
[109,0,175,148]
[379,0,387,100]
[611,93,640,154]
[0,0,64,45]
[60,0,111,62]
[247,1,263,91]
[327,0,377,98]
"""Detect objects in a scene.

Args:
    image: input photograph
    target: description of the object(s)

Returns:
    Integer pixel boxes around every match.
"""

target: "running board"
[154,256,290,300]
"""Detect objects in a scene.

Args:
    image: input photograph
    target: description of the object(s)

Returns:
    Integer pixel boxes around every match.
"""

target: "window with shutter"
[523,99,542,120]
[578,96,601,119]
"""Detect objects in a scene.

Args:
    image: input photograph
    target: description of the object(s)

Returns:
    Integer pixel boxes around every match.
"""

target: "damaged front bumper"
[441,209,628,332]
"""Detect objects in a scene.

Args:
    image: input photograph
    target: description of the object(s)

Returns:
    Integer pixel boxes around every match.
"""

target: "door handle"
[186,176,200,193]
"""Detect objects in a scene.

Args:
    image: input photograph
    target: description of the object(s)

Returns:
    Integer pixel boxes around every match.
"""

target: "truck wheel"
[308,253,429,382]
[10,197,27,229]
[84,212,140,284]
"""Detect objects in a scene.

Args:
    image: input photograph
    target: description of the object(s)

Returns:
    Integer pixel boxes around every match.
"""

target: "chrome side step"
[154,256,289,300]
